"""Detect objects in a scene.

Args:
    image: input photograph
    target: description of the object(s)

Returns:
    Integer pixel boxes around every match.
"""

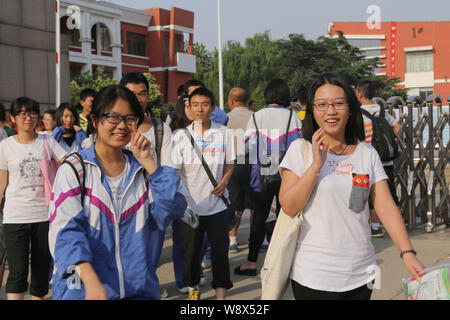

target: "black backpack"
[361,107,399,162]
[253,110,293,190]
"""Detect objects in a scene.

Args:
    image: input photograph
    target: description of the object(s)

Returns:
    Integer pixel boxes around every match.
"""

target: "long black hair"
[56,103,79,127]
[302,73,365,145]
[169,98,192,131]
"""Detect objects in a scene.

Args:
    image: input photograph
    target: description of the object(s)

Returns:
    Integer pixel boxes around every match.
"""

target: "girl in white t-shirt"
[0,97,67,300]
[278,73,424,300]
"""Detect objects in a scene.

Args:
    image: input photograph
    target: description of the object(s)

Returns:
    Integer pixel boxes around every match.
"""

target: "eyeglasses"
[313,101,348,112]
[102,112,139,125]
[17,111,39,119]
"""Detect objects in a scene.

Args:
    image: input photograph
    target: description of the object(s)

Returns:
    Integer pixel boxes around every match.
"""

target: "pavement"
[2,208,448,301]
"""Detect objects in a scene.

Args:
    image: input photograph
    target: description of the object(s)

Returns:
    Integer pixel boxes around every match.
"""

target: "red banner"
[390,22,397,77]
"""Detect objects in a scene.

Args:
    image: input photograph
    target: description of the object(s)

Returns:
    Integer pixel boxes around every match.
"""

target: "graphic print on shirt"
[349,173,370,214]
[19,153,42,192]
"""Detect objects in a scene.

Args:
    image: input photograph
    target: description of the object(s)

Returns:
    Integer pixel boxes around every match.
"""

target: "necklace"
[329,144,348,156]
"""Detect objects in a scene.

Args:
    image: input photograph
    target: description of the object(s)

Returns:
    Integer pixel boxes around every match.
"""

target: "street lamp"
[56,0,61,107]
[217,0,224,110]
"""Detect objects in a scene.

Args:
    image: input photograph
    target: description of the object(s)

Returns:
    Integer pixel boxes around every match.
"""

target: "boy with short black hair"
[78,88,96,132]
[120,72,173,167]
[356,80,401,238]
[172,87,235,300]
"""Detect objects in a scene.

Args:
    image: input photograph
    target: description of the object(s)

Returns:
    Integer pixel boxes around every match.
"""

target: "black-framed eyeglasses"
[102,112,138,125]
[17,111,39,119]
[313,101,348,112]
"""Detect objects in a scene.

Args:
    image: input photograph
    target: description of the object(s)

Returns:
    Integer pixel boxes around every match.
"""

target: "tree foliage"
[70,68,169,120]
[70,68,117,107]
[193,31,406,108]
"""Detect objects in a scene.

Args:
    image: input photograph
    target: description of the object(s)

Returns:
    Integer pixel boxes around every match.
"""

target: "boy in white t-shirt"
[172,87,235,300]
[356,80,402,238]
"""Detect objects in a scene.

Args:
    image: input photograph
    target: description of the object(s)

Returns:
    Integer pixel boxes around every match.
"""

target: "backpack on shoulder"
[361,107,399,162]
[63,153,87,202]
[252,110,293,191]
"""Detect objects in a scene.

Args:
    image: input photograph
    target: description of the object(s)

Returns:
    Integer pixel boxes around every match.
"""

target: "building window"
[100,25,112,52]
[90,24,112,52]
[69,28,81,47]
[363,49,381,57]
[347,39,381,49]
[408,87,433,100]
[406,51,433,73]
[164,36,181,57]
[127,32,147,57]
[372,66,382,74]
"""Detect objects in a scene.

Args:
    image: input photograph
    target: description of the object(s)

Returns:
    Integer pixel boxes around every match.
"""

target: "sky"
[107,0,450,50]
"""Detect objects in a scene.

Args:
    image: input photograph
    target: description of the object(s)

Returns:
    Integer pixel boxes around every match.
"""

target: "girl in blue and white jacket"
[49,85,187,300]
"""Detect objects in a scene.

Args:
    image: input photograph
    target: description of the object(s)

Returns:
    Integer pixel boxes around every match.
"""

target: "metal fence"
[374,95,449,232]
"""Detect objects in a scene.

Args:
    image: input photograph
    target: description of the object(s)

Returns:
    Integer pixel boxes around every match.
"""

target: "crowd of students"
[0,71,424,301]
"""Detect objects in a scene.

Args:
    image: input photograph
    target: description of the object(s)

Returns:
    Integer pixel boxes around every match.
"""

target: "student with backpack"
[235,79,302,276]
[48,85,187,300]
[356,80,401,238]
[0,97,67,300]
[119,72,173,167]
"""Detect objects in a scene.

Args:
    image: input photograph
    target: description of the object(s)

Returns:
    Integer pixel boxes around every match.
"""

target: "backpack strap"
[63,152,86,203]
[152,117,164,166]
[379,105,386,118]
[283,110,293,152]
[182,128,232,209]
[252,113,262,167]
[361,108,374,120]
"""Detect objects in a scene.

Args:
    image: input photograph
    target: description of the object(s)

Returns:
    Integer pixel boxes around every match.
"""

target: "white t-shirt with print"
[0,134,68,224]
[172,121,235,216]
[279,139,388,292]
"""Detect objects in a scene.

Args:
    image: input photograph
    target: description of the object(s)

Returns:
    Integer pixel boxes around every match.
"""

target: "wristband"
[400,249,417,259]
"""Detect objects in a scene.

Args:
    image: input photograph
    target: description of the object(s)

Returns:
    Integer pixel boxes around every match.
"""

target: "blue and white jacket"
[48,144,187,300]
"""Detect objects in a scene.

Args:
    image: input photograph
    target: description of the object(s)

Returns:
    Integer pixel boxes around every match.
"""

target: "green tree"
[70,67,117,107]
[193,31,281,108]
[193,31,404,109]
[143,72,163,107]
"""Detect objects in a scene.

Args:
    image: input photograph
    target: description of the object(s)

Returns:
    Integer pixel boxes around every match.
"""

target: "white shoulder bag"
[261,138,310,300]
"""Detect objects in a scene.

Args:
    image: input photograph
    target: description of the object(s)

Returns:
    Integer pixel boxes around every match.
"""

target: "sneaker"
[177,286,190,294]
[188,289,200,300]
[229,244,240,253]
[371,227,384,238]
[181,208,199,229]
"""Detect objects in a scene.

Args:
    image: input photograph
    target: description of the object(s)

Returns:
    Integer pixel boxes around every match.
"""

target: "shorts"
[369,165,399,209]
[3,221,52,297]
[228,163,256,212]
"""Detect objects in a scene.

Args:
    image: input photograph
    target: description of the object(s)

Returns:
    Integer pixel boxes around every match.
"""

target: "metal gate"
[374,95,449,232]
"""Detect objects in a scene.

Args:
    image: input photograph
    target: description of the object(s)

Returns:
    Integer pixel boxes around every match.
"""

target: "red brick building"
[60,0,195,103]
[328,21,450,100]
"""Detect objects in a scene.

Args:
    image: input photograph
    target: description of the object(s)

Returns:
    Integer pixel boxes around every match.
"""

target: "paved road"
[1,209,449,300]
